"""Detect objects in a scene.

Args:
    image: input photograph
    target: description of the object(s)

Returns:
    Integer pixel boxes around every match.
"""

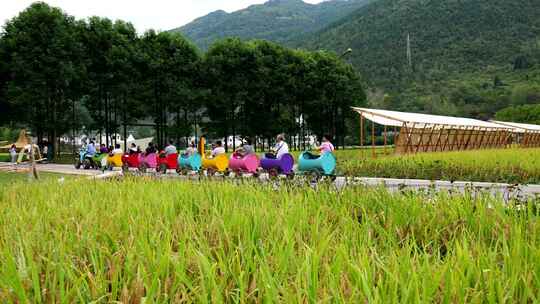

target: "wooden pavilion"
[490,120,540,148]
[352,108,515,154]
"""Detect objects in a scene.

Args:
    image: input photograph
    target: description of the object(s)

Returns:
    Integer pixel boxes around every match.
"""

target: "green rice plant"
[340,148,540,184]
[0,177,539,302]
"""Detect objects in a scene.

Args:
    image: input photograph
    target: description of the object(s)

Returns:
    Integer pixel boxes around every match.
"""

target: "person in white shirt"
[111,144,123,155]
[184,141,197,156]
[211,141,226,157]
[273,134,289,159]
[164,140,177,156]
[9,144,17,163]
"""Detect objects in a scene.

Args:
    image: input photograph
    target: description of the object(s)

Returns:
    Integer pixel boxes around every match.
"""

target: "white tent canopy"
[490,120,540,133]
[352,107,513,130]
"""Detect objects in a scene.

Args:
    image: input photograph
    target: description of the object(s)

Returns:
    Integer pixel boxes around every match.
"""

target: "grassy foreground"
[340,148,540,184]
[0,178,539,302]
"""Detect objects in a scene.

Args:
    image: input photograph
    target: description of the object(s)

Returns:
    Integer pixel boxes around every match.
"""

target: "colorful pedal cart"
[122,153,141,172]
[107,153,124,170]
[157,152,178,173]
[139,153,158,173]
[260,153,294,176]
[229,152,260,174]
[298,151,336,176]
[198,137,229,174]
[178,152,203,172]
[202,154,229,173]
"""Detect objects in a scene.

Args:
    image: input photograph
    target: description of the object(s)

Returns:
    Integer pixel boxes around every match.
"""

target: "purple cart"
[260,153,294,175]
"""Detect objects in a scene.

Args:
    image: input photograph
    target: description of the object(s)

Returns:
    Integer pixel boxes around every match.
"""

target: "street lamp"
[338,48,353,149]
[339,48,353,59]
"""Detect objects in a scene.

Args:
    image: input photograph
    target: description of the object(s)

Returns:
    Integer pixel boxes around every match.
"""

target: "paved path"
[0,162,103,176]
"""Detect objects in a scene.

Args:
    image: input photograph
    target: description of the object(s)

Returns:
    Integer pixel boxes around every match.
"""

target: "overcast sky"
[1,0,324,33]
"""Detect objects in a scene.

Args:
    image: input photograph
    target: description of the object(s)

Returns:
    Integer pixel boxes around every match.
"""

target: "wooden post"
[384,125,388,154]
[371,120,376,158]
[393,126,397,149]
[423,124,438,152]
[433,126,444,152]
[29,143,39,180]
[441,128,452,151]
[402,122,416,154]
[463,127,475,150]
[360,114,364,148]
[415,125,429,153]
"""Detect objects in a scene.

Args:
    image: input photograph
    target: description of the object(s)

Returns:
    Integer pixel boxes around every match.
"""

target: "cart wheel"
[309,170,322,183]
[75,161,81,170]
[268,168,279,178]
[207,168,216,177]
[139,163,147,173]
[159,164,168,174]
[287,172,295,180]
[122,164,129,173]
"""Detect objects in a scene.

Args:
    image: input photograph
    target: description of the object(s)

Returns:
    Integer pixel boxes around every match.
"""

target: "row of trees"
[0,3,365,154]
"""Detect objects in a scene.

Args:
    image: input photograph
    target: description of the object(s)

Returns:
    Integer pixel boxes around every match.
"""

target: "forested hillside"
[175,0,540,121]
[302,0,540,118]
[173,0,370,50]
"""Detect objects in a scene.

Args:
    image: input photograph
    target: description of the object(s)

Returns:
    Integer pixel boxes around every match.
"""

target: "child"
[9,144,17,163]
[211,141,226,157]
[129,143,138,154]
[145,142,157,155]
[99,144,108,154]
[111,144,123,155]
[236,138,254,157]
[164,140,177,156]
[318,135,335,154]
[184,141,197,156]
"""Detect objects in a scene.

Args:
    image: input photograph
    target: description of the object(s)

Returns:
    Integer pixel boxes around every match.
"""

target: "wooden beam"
[423,124,438,152]
[360,114,364,148]
[402,122,417,154]
[441,128,452,151]
[415,124,430,153]
[433,125,445,152]
[463,127,474,150]
[384,125,388,154]
[371,120,376,158]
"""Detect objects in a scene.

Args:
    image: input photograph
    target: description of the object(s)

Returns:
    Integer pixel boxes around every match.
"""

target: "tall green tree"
[1,2,84,154]
[138,31,199,147]
[303,51,365,147]
[78,17,144,147]
[202,38,258,151]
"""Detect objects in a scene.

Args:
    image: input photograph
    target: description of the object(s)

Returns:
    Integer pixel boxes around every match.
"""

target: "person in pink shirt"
[318,135,335,154]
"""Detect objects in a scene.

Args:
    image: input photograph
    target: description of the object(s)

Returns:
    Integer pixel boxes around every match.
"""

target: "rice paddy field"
[337,148,540,184]
[1,176,539,303]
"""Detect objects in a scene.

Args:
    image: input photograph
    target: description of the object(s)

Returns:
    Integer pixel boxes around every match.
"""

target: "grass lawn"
[0,178,538,302]
[0,171,73,187]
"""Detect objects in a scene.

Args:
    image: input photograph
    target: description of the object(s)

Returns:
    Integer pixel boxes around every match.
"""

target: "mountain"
[172,0,371,50]
[175,0,540,119]
[303,0,540,89]
[299,0,540,118]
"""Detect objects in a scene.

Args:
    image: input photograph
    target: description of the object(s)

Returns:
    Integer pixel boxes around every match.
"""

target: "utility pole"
[407,33,412,70]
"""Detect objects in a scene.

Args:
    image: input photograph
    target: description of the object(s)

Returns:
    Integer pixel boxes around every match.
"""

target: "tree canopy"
[0,2,366,154]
